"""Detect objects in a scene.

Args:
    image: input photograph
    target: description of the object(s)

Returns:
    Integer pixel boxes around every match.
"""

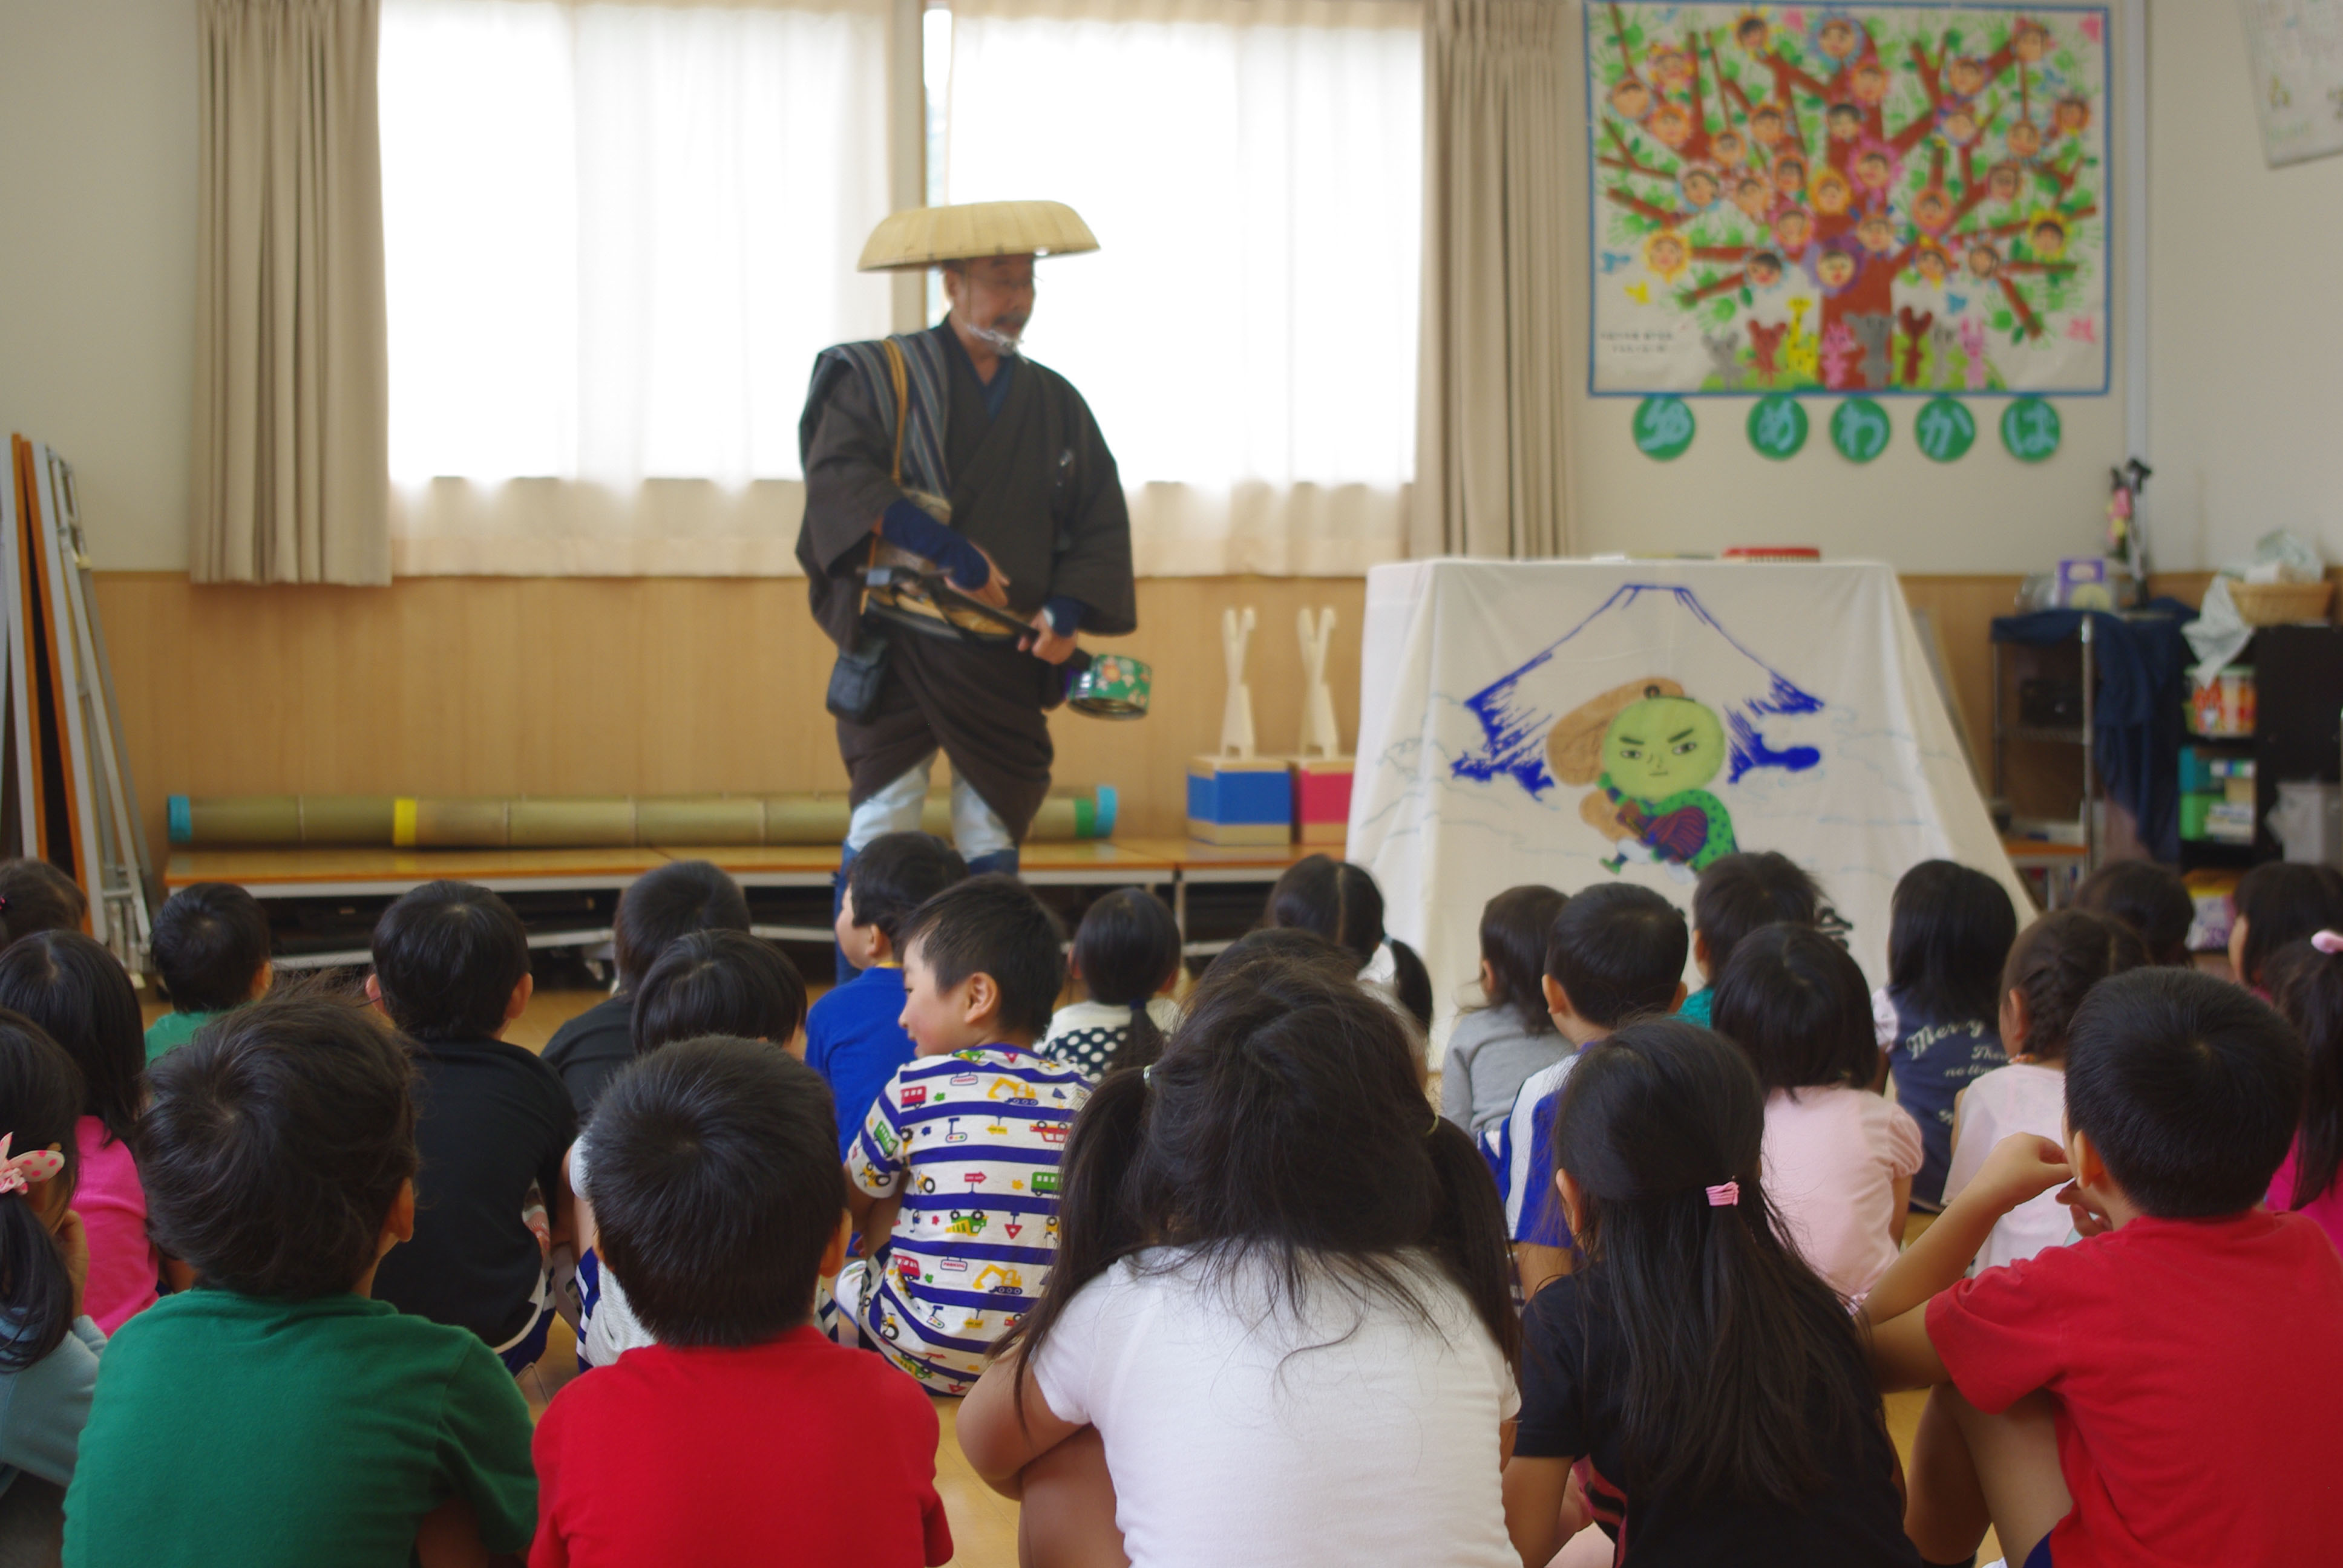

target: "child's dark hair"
[2001,909,2148,1063]
[1208,926,1358,986]
[139,993,419,1298]
[899,875,1065,1042]
[0,860,86,952]
[2065,967,2303,1218]
[0,1013,83,1370]
[1711,924,1876,1091]
[369,881,530,1042]
[1071,889,1182,1074]
[846,833,969,948]
[0,932,146,1148]
[2232,862,2343,989]
[1546,883,1688,1028]
[1001,956,1517,1417]
[1551,1017,1886,1503]
[1265,855,1434,1031]
[2072,860,2195,965]
[2270,938,2343,1210]
[151,882,271,1014]
[1477,886,1568,1034]
[632,930,808,1056]
[612,860,750,992]
[587,1036,844,1346]
[1886,860,2017,1020]
[1692,852,1824,980]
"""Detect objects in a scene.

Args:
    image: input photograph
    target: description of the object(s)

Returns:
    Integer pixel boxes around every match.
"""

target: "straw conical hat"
[857,201,1099,272]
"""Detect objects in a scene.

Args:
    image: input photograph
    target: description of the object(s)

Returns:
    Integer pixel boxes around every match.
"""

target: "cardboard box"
[1291,758,1353,846]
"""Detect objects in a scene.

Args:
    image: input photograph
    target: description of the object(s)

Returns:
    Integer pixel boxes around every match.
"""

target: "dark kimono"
[796,321,1135,843]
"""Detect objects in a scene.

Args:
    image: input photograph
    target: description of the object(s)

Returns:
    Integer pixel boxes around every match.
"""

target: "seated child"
[543,858,750,1117]
[1876,860,2017,1209]
[0,934,162,1334]
[0,862,85,954]
[363,881,575,1371]
[1503,1019,1924,1567]
[1485,883,1688,1296]
[1265,854,1434,1031]
[1680,851,1826,1027]
[1941,909,2146,1272]
[1871,968,2343,1568]
[2229,860,2343,996]
[534,1038,950,1568]
[2261,932,2343,1253]
[1040,887,1182,1079]
[1440,884,1570,1135]
[0,1016,108,1557]
[572,929,809,1368]
[960,957,1520,1568]
[836,875,1090,1394]
[63,996,537,1566]
[808,832,967,1152]
[1713,924,1923,1303]
[143,881,272,1063]
[2071,858,2195,965]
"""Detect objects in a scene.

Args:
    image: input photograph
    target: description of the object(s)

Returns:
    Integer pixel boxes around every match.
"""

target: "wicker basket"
[2229,579,2335,626]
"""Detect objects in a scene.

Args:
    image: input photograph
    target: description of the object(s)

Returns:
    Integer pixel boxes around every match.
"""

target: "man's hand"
[967,546,1012,610]
[1020,609,1078,664]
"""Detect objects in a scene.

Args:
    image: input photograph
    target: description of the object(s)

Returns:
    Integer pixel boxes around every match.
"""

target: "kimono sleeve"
[1041,383,1136,637]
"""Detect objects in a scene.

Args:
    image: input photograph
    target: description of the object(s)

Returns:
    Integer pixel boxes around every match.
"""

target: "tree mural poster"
[1586,4,2111,396]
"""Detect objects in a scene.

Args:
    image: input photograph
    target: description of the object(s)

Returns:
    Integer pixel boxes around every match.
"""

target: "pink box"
[1292,759,1354,846]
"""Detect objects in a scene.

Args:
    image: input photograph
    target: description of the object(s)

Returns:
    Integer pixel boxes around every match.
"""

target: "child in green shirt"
[64,996,537,1567]
[142,883,272,1064]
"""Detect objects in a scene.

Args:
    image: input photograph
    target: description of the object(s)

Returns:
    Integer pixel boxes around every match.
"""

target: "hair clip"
[0,1134,62,1198]
[1428,1106,1443,1137]
[2316,931,2343,955]
[1141,1063,1154,1088]
[1705,1181,1740,1207]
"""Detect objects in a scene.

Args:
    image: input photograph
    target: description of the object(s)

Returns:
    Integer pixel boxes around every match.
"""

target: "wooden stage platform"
[165,838,1311,970]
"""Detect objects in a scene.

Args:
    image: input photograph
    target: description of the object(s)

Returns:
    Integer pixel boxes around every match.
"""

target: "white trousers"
[845,753,1015,860]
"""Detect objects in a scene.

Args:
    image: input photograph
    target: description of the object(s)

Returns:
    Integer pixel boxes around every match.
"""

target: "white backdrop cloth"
[1349,560,2025,1060]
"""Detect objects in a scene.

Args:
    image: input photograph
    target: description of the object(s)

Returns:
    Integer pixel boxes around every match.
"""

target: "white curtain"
[944,0,1422,576]
[377,0,893,575]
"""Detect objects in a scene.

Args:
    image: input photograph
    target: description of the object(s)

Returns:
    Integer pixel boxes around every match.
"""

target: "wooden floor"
[209,986,1974,1568]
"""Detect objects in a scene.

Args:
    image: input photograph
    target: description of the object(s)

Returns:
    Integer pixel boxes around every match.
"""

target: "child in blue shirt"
[807,833,968,1155]
[1481,884,1686,1298]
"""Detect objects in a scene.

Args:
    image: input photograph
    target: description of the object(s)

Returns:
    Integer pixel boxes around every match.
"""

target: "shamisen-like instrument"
[863,562,1150,720]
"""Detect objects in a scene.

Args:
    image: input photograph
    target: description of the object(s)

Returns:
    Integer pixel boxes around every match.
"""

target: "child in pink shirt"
[0,932,160,1332]
[1713,924,1921,1302]
[2261,929,2343,1253]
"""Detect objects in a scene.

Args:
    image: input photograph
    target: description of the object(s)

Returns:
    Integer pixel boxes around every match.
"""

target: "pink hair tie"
[2315,931,2343,955]
[0,1135,62,1198]
[1705,1181,1740,1207]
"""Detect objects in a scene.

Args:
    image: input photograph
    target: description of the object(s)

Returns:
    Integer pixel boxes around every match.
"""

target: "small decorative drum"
[1068,651,1150,719]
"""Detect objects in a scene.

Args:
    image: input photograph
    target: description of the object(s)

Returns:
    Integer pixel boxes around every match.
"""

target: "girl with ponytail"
[1039,889,1184,1079]
[0,1011,105,1548]
[1504,1019,1922,1567]
[958,956,1519,1568]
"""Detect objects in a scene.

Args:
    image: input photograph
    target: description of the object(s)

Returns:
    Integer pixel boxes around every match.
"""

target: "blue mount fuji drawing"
[1452,583,1826,797]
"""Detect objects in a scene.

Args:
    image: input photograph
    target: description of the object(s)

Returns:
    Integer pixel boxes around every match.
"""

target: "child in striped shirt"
[839,876,1089,1394]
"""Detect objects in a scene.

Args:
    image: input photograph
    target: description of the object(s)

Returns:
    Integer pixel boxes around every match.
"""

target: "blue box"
[1187,757,1292,846]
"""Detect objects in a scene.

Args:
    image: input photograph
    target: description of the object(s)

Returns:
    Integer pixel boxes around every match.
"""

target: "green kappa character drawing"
[1548,678,1739,876]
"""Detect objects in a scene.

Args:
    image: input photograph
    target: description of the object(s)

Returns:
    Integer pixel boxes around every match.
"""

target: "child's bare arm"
[958,1342,1087,1500]
[413,1495,519,1568]
[1864,1134,2069,1388]
[844,1177,883,1233]
[564,1144,595,1256]
[1501,1454,1576,1567]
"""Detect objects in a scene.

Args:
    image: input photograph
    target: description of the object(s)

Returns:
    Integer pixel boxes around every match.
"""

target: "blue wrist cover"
[1042,595,1086,637]
[881,500,988,590]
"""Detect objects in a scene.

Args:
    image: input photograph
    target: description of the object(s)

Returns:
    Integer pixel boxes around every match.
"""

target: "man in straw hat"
[797,201,1135,921]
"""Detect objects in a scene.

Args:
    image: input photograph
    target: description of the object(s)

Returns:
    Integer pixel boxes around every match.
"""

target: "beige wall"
[2148,3,2343,570]
[3,2,2339,582]
[0,0,198,572]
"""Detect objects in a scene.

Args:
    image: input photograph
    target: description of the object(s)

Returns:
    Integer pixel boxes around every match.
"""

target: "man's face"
[945,255,1037,344]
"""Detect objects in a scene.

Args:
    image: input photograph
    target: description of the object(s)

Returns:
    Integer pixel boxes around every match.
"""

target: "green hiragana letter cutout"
[1915,397,1977,463]
[2001,398,2062,463]
[1746,396,1808,460]
[1633,396,1695,461]
[1830,399,1890,464]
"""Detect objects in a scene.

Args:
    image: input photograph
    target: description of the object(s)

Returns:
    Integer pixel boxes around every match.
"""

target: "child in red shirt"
[1867,967,2343,1567]
[531,1037,951,1568]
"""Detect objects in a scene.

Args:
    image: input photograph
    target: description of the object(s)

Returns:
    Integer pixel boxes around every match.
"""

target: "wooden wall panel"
[96,570,2050,859]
